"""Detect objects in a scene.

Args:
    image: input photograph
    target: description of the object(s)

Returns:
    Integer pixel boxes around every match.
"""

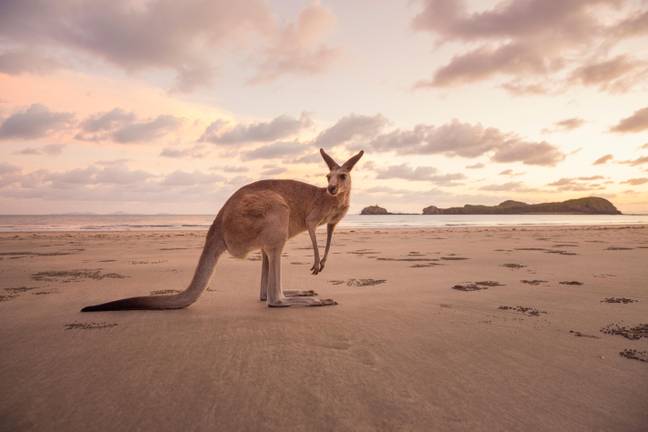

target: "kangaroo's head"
[320,148,364,197]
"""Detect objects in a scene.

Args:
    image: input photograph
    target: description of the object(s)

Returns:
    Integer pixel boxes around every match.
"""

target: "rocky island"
[360,205,390,215]
[422,197,621,215]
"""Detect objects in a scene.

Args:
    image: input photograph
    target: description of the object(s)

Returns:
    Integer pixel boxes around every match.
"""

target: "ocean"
[1,213,647,232]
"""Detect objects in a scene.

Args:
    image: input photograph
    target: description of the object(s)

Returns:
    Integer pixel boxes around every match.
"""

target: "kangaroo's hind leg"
[266,247,337,308]
[260,250,269,301]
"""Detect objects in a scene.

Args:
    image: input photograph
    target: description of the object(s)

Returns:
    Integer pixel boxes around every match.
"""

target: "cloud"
[374,164,465,185]
[548,117,585,132]
[112,115,181,143]
[261,166,286,176]
[162,170,224,186]
[160,145,208,159]
[569,55,647,92]
[0,49,61,75]
[613,9,648,38]
[14,143,65,156]
[499,169,523,176]
[411,0,647,92]
[622,177,648,185]
[242,141,308,160]
[548,176,607,191]
[0,104,73,139]
[76,109,181,143]
[250,2,339,83]
[414,42,552,88]
[364,119,565,166]
[0,0,339,91]
[466,163,484,169]
[621,155,648,166]
[314,114,388,148]
[0,161,237,205]
[479,181,525,192]
[610,106,648,133]
[200,113,311,144]
[594,154,613,165]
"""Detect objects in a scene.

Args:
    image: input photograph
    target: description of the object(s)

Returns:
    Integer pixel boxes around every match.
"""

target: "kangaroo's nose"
[328,185,337,195]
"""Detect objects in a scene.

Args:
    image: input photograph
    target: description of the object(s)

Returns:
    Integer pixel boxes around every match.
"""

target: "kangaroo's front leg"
[307,223,322,275]
[318,223,336,273]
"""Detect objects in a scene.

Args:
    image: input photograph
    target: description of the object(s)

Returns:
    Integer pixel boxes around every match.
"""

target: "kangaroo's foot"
[284,289,318,297]
[267,296,337,307]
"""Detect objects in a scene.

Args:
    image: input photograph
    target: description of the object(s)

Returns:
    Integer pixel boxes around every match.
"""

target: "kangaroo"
[81,149,364,311]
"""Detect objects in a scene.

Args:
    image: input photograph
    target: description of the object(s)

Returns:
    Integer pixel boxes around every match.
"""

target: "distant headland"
[361,197,621,216]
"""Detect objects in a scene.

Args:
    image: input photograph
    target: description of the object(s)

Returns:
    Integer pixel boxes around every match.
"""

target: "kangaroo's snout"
[327,185,338,195]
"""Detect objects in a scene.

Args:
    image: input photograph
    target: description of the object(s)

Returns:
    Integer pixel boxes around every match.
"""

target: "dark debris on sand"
[619,349,648,363]
[521,279,548,286]
[601,297,638,304]
[502,263,526,269]
[64,322,118,330]
[346,278,386,287]
[453,281,504,291]
[559,281,583,286]
[600,323,648,340]
[498,305,547,317]
[569,330,600,339]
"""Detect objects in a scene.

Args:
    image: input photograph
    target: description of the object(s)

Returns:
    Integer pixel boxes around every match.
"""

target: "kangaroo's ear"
[341,150,364,171]
[320,148,339,170]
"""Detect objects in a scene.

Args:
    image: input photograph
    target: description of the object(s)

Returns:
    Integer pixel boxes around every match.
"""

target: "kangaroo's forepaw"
[284,289,318,297]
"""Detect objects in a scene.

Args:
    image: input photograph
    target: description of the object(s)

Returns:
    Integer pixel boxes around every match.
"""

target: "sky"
[1,0,648,215]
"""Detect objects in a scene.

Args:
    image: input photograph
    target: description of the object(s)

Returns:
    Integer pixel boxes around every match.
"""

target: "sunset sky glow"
[1,0,648,214]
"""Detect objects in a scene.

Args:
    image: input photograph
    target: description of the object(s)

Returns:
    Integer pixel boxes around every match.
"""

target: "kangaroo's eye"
[339,174,347,180]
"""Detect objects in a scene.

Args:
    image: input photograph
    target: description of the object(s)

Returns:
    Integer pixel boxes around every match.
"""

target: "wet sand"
[1,225,647,431]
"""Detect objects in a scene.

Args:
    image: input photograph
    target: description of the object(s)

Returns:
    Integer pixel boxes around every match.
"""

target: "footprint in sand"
[32,269,128,283]
[64,322,118,330]
[150,289,181,295]
[600,323,648,340]
[521,279,548,286]
[452,281,504,291]
[498,305,547,317]
[619,349,648,363]
[569,330,600,339]
[346,278,386,287]
[601,297,638,304]
[502,263,526,269]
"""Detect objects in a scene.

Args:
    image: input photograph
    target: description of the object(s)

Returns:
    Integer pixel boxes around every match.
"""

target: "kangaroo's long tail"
[81,219,226,312]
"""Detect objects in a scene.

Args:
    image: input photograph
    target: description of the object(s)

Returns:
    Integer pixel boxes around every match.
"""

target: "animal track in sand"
[559,281,583,286]
[498,305,547,317]
[4,286,39,294]
[601,297,638,304]
[502,263,527,269]
[32,269,128,283]
[64,322,118,330]
[452,281,504,291]
[346,278,386,287]
[600,323,648,340]
[619,349,648,363]
[150,289,181,295]
[569,330,600,339]
[521,279,548,286]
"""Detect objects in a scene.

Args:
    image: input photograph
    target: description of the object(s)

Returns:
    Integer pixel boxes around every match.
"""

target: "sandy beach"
[1,225,647,431]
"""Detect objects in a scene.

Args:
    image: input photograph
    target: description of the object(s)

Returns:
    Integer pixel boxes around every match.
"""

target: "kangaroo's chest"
[324,204,349,225]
